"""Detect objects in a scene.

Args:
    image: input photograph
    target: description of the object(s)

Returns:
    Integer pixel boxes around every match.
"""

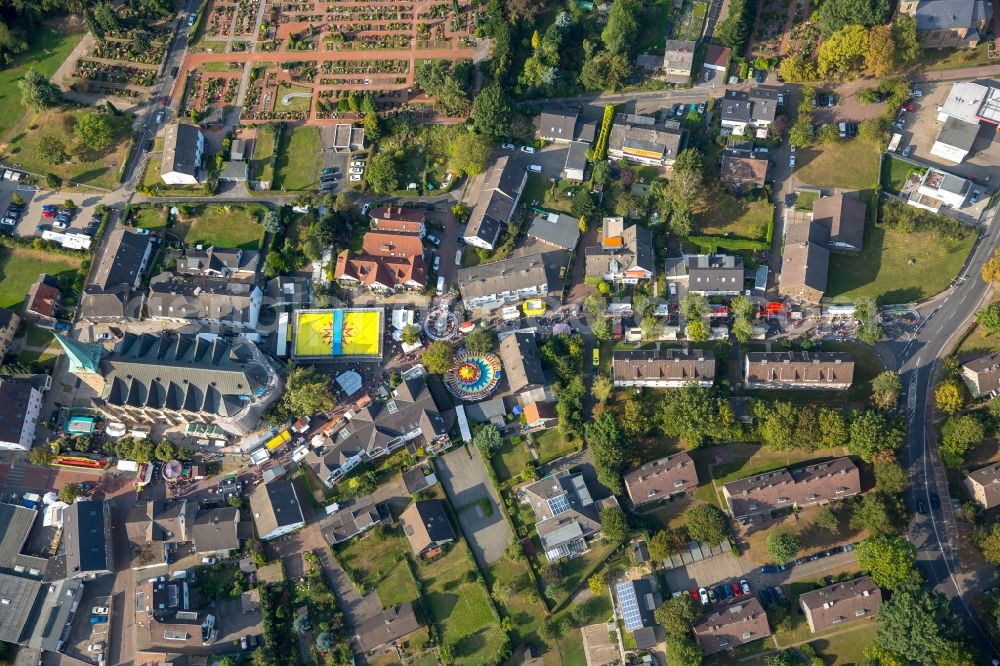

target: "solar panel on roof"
[547,494,571,516]
[616,582,644,630]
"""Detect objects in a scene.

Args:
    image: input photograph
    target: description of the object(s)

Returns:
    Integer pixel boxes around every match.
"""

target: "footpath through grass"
[0,27,84,143]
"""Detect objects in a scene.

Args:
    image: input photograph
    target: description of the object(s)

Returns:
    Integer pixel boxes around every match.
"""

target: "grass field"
[334,526,409,592]
[637,0,673,52]
[522,174,549,208]
[6,109,132,189]
[533,429,577,465]
[375,561,418,608]
[794,191,818,211]
[880,156,917,196]
[826,224,975,302]
[797,141,880,191]
[172,203,266,249]
[695,193,772,240]
[484,557,549,654]
[808,622,877,664]
[274,125,320,191]
[956,301,1000,360]
[417,544,505,665]
[0,246,81,310]
[251,130,276,185]
[0,27,85,143]
[915,42,993,71]
[132,206,168,231]
[274,84,313,113]
[492,437,533,484]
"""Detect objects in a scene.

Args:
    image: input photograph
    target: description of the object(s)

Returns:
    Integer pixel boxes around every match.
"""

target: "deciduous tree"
[622,398,650,437]
[592,375,613,404]
[601,0,641,55]
[464,328,495,354]
[654,594,699,636]
[447,130,491,177]
[471,84,512,139]
[871,371,901,411]
[816,0,892,35]
[474,424,503,454]
[874,459,908,494]
[975,303,1000,333]
[940,415,984,468]
[600,506,628,544]
[866,25,896,77]
[848,410,904,461]
[59,483,83,504]
[873,583,961,662]
[422,340,455,374]
[819,407,849,448]
[856,535,920,589]
[934,380,964,415]
[365,152,400,194]
[586,411,629,494]
[37,134,67,164]
[767,532,800,565]
[19,68,62,111]
[74,112,114,151]
[818,24,870,78]
[281,365,337,417]
[850,492,903,535]
[684,504,730,544]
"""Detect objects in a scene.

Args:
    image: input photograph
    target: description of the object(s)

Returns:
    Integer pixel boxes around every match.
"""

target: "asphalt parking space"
[504,143,568,181]
[11,189,104,238]
[662,551,745,591]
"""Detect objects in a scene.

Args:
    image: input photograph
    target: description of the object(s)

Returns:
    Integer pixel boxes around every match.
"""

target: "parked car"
[41,209,55,219]
[740,579,751,595]
[784,193,795,207]
[674,104,685,117]
[170,66,178,77]
[88,643,105,652]
[247,635,258,649]
[839,122,847,138]
[714,585,728,601]
[432,255,441,271]
[520,145,536,154]
[699,587,709,605]
[53,219,68,230]
[916,499,927,514]
[92,606,109,615]
[689,587,700,601]
[902,144,915,158]
[723,584,734,600]
[350,175,362,182]
[930,492,941,509]
[731,582,742,598]
[201,557,217,565]
[321,167,338,175]
[593,349,600,366]
[360,203,371,216]
[241,636,249,650]
[970,190,982,204]
[777,93,784,105]
[426,234,441,246]
[350,161,365,167]
[350,167,364,175]
[755,69,766,83]
[911,88,923,97]
[155,111,165,124]
[698,102,706,113]
[842,543,855,552]
[528,164,542,173]
[501,143,516,150]
[89,616,108,624]
[760,565,779,574]
[827,93,836,107]
[707,587,717,603]
[789,154,796,168]
[902,103,915,113]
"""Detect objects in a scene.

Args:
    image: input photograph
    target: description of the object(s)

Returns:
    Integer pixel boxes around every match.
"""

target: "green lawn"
[826,224,975,302]
[25,323,53,348]
[484,557,549,653]
[522,173,549,208]
[251,129,276,185]
[6,109,133,190]
[695,193,772,240]
[637,0,672,52]
[417,543,505,665]
[880,156,916,196]
[808,622,877,664]
[375,561,418,608]
[794,191,818,211]
[492,437,533,484]
[915,42,993,71]
[796,140,880,191]
[274,125,321,191]
[173,203,266,249]
[132,206,168,231]
[547,541,619,609]
[274,83,313,113]
[334,526,410,593]
[0,246,81,310]
[533,429,578,465]
[0,27,85,142]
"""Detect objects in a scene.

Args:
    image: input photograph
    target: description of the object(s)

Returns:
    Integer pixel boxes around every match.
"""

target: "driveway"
[316,545,381,652]
[434,445,511,567]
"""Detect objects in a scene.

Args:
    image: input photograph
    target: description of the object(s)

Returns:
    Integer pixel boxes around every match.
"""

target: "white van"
[455,250,462,266]
[838,122,847,138]
[436,276,445,296]
[528,164,542,173]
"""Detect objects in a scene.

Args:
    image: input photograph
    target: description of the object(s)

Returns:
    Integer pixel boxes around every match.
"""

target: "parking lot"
[0,181,105,239]
[64,585,113,665]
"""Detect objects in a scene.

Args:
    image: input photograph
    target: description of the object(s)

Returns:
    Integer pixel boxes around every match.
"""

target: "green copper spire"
[53,333,103,374]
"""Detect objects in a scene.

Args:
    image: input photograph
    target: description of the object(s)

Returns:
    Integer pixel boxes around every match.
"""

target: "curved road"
[890,203,1000,658]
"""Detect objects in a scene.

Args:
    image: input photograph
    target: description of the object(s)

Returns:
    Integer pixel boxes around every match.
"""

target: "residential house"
[623,451,699,507]
[931,116,982,163]
[521,471,619,561]
[614,578,661,649]
[63,500,114,578]
[799,577,882,633]
[584,217,655,284]
[961,351,1000,397]
[305,376,449,487]
[176,246,259,280]
[694,598,771,654]
[637,40,696,83]
[812,193,866,252]
[964,462,1000,509]
[248,479,305,541]
[608,114,684,167]
[522,401,557,429]
[353,603,422,653]
[612,349,716,388]
[0,308,19,359]
[537,107,597,143]
[399,500,456,557]
[527,212,581,251]
[320,500,390,544]
[743,352,855,390]
[458,251,567,310]
[369,207,427,237]
[335,229,427,293]
[125,499,194,568]
[401,466,438,495]
[720,88,779,137]
[192,507,241,556]
[464,157,527,250]
[779,227,829,304]
[498,331,546,394]
[61,332,279,436]
[701,44,732,81]
[81,228,152,321]
[266,276,311,310]
[0,502,48,576]
[910,167,972,211]
[563,140,589,181]
[720,150,770,192]
[897,0,991,48]
[0,380,43,451]
[23,275,61,329]
[134,576,219,649]
[685,254,745,294]
[722,457,862,519]
[146,275,264,329]
[160,123,206,186]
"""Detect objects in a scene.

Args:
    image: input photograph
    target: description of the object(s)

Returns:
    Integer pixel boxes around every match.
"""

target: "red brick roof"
[27,282,60,317]
[335,250,427,290]
[694,598,771,654]
[362,230,424,258]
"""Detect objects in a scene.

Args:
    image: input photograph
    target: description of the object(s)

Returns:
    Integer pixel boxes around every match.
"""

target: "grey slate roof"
[92,228,150,291]
[527,212,581,250]
[914,0,975,29]
[249,479,304,537]
[178,246,259,278]
[686,254,745,292]
[458,251,567,303]
[498,331,546,393]
[147,275,258,325]
[465,157,526,246]
[354,602,421,651]
[0,503,38,573]
[192,507,240,553]
[0,382,37,448]
[721,90,753,123]
[0,572,43,643]
[321,501,387,543]
[161,123,202,178]
[100,333,269,418]
[564,140,589,172]
[63,500,111,576]
[538,108,579,141]
[937,116,981,152]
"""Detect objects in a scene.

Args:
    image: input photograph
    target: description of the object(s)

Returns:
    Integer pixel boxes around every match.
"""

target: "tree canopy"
[19,68,62,111]
[473,423,503,454]
[422,340,455,374]
[873,583,962,663]
[280,365,337,419]
[871,372,901,411]
[74,112,115,151]
[684,504,730,544]
[471,84,512,139]
[856,535,920,589]
[599,506,628,545]
[586,411,629,494]
[816,0,892,35]
[766,532,800,565]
